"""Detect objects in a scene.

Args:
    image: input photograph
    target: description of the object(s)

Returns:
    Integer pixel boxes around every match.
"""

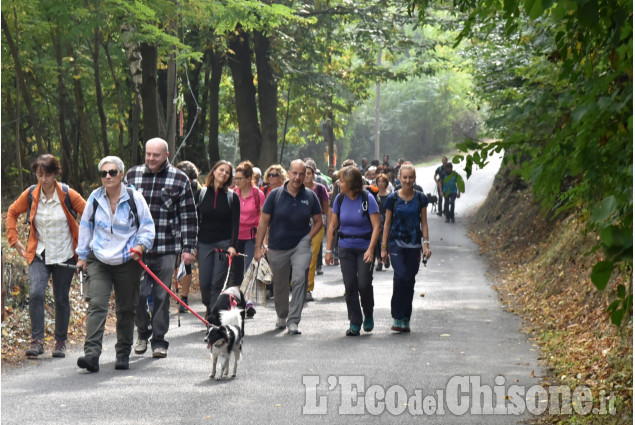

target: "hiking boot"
[305,291,314,302]
[375,263,383,272]
[178,296,189,313]
[134,339,148,355]
[115,356,129,370]
[77,355,99,372]
[402,318,411,333]
[287,323,302,335]
[363,316,374,332]
[391,319,404,332]
[276,317,286,330]
[25,340,44,358]
[152,347,167,358]
[52,340,66,358]
[346,323,361,336]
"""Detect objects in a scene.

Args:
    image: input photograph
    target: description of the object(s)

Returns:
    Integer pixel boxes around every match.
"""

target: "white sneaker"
[275,317,286,330]
[134,339,148,355]
[287,323,301,335]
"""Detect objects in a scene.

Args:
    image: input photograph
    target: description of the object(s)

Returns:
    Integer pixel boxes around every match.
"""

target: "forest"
[2,0,632,325]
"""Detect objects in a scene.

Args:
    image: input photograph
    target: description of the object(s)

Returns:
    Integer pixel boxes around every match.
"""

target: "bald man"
[126,138,198,358]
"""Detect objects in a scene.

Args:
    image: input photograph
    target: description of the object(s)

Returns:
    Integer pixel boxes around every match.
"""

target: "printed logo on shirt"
[301,199,309,206]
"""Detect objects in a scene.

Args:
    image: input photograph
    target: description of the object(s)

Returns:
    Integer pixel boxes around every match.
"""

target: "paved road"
[2,153,546,424]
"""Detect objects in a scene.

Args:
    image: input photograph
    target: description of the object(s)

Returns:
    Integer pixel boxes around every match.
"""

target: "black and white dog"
[206,308,243,380]
[205,286,246,380]
[206,286,246,336]
[426,193,439,213]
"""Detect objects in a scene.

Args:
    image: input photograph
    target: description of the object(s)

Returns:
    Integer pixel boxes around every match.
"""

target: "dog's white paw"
[215,376,222,381]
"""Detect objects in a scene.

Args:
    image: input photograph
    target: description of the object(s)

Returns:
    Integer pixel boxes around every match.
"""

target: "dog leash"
[129,248,210,327]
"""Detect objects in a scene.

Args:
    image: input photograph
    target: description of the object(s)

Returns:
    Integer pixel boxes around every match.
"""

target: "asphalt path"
[2,153,546,424]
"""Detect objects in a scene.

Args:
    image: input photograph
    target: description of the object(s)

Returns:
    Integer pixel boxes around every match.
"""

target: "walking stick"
[129,249,210,327]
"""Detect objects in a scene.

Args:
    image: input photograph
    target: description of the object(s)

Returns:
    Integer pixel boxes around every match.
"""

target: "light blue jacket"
[76,185,155,265]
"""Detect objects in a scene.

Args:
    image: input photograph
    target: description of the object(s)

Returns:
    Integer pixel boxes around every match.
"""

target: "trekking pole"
[129,248,210,327]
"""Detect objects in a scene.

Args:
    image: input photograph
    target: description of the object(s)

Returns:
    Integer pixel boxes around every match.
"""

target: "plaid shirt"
[126,161,198,255]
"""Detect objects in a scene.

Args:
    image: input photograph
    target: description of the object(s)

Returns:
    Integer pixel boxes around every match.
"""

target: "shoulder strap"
[24,185,38,225]
[335,193,344,222]
[60,183,78,221]
[305,187,315,212]
[227,188,234,210]
[253,186,261,213]
[199,186,207,206]
[126,187,139,228]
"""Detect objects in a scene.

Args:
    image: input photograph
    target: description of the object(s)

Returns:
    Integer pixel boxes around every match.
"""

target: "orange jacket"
[6,182,86,264]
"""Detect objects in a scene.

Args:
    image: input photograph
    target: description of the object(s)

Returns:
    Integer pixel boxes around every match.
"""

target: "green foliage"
[413,0,632,326]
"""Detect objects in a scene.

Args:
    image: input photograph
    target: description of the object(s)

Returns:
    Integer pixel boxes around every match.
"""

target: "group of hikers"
[6,139,462,372]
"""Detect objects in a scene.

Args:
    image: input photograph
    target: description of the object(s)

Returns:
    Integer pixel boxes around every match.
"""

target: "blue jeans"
[136,254,177,350]
[338,247,375,327]
[28,253,76,341]
[389,246,421,320]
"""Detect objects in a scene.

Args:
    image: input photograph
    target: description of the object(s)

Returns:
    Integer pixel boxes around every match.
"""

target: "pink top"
[238,186,265,240]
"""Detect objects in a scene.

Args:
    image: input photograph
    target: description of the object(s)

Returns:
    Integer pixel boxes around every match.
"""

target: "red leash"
[130,249,210,327]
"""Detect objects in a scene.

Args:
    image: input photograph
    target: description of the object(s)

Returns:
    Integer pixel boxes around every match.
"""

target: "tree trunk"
[140,42,164,140]
[254,30,278,168]
[208,46,224,166]
[130,93,141,166]
[102,40,125,157]
[121,23,143,163]
[165,50,177,154]
[227,27,262,164]
[1,13,45,154]
[92,28,110,156]
[181,53,204,166]
[52,31,76,186]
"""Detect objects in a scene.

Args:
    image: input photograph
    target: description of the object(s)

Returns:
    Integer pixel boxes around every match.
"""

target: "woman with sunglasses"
[75,156,155,372]
[6,154,86,359]
[197,160,240,319]
[261,164,288,198]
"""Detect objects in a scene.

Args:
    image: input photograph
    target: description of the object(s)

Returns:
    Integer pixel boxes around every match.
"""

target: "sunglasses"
[99,169,119,178]
[268,173,280,178]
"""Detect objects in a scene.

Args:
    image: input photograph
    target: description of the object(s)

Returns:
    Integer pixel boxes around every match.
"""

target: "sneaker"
[152,347,167,358]
[375,263,383,272]
[305,291,314,302]
[246,306,256,318]
[316,266,323,275]
[134,339,148,355]
[346,323,361,336]
[436,212,442,216]
[25,339,44,358]
[384,257,390,269]
[115,356,129,370]
[276,317,286,330]
[178,296,189,313]
[363,316,374,332]
[391,319,404,332]
[287,323,302,335]
[52,340,66,358]
[266,287,273,299]
[77,355,100,372]
[445,218,450,223]
[451,217,455,223]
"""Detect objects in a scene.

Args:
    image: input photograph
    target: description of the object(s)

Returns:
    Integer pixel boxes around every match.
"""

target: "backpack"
[25,183,77,225]
[335,191,373,240]
[198,187,235,222]
[90,186,139,228]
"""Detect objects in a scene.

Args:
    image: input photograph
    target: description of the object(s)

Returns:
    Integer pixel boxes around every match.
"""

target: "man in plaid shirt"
[126,138,198,359]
